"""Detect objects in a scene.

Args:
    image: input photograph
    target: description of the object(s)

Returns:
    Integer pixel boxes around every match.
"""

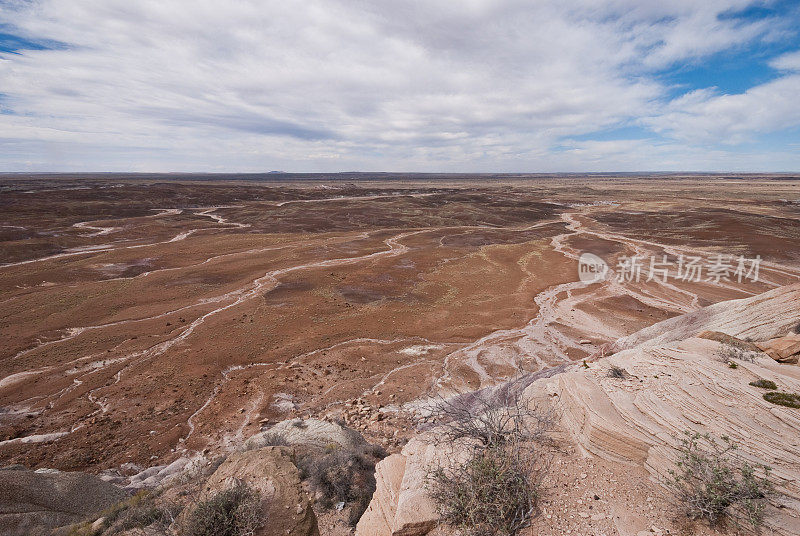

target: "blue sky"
[1,0,800,172]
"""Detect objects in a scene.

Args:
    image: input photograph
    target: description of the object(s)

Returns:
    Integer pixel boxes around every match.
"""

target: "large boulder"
[245,418,368,451]
[355,437,440,536]
[0,466,128,536]
[201,446,318,536]
[757,332,800,364]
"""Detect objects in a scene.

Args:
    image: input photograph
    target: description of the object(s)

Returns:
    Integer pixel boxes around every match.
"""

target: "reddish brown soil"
[1,176,799,473]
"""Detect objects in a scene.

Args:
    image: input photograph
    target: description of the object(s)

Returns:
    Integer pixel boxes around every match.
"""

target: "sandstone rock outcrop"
[536,337,800,534]
[0,466,128,536]
[202,446,319,536]
[355,437,440,536]
[758,332,800,364]
[612,282,800,352]
[356,284,800,535]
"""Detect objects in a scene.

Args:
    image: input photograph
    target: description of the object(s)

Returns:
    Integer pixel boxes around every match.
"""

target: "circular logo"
[578,252,609,283]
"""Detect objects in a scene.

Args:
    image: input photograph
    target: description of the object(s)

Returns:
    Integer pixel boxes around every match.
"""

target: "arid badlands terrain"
[2,174,800,535]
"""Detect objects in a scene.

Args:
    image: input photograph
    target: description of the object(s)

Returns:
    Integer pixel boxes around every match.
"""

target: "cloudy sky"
[1,0,799,172]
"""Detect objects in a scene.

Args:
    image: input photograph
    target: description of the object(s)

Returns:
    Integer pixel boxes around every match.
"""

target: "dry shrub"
[102,490,181,534]
[666,431,773,530]
[607,365,628,379]
[297,443,386,527]
[716,339,758,364]
[419,389,554,448]
[182,480,264,536]
[250,432,290,447]
[422,390,554,536]
[428,441,536,536]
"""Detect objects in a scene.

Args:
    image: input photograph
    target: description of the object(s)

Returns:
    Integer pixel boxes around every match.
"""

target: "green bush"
[763,391,800,408]
[666,432,772,529]
[182,480,264,536]
[748,379,777,390]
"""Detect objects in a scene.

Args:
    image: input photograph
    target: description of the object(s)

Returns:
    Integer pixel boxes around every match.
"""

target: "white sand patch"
[398,344,442,357]
[0,431,68,448]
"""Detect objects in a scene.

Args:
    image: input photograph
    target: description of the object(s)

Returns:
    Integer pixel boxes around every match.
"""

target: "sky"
[1,0,799,172]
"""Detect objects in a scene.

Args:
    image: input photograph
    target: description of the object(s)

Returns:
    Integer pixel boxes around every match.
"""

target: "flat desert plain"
[1,175,799,472]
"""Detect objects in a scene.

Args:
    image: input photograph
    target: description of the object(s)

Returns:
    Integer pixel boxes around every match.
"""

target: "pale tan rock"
[394,439,441,536]
[202,446,318,536]
[90,517,105,532]
[529,334,800,535]
[355,438,441,536]
[758,333,800,363]
[355,454,405,536]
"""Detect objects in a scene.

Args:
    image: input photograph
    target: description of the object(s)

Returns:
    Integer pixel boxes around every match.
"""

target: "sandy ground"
[1,176,800,474]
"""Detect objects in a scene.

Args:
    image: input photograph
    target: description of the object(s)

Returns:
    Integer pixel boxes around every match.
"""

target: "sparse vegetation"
[763,391,800,408]
[101,490,181,534]
[666,431,773,530]
[716,338,758,364]
[419,389,554,448]
[182,480,264,536]
[607,365,628,379]
[749,379,777,390]
[728,361,738,369]
[249,432,290,447]
[428,442,536,536]
[296,443,386,527]
[422,390,553,536]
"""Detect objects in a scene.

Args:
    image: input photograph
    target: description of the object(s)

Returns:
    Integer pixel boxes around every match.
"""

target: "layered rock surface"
[611,282,800,352]
[530,284,800,534]
[360,283,800,535]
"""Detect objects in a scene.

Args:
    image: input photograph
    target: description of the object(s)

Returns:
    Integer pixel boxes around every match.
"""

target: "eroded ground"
[1,175,799,472]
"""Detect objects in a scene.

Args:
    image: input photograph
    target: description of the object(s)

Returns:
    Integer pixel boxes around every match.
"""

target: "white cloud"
[771,50,800,71]
[0,0,795,171]
[646,63,800,145]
